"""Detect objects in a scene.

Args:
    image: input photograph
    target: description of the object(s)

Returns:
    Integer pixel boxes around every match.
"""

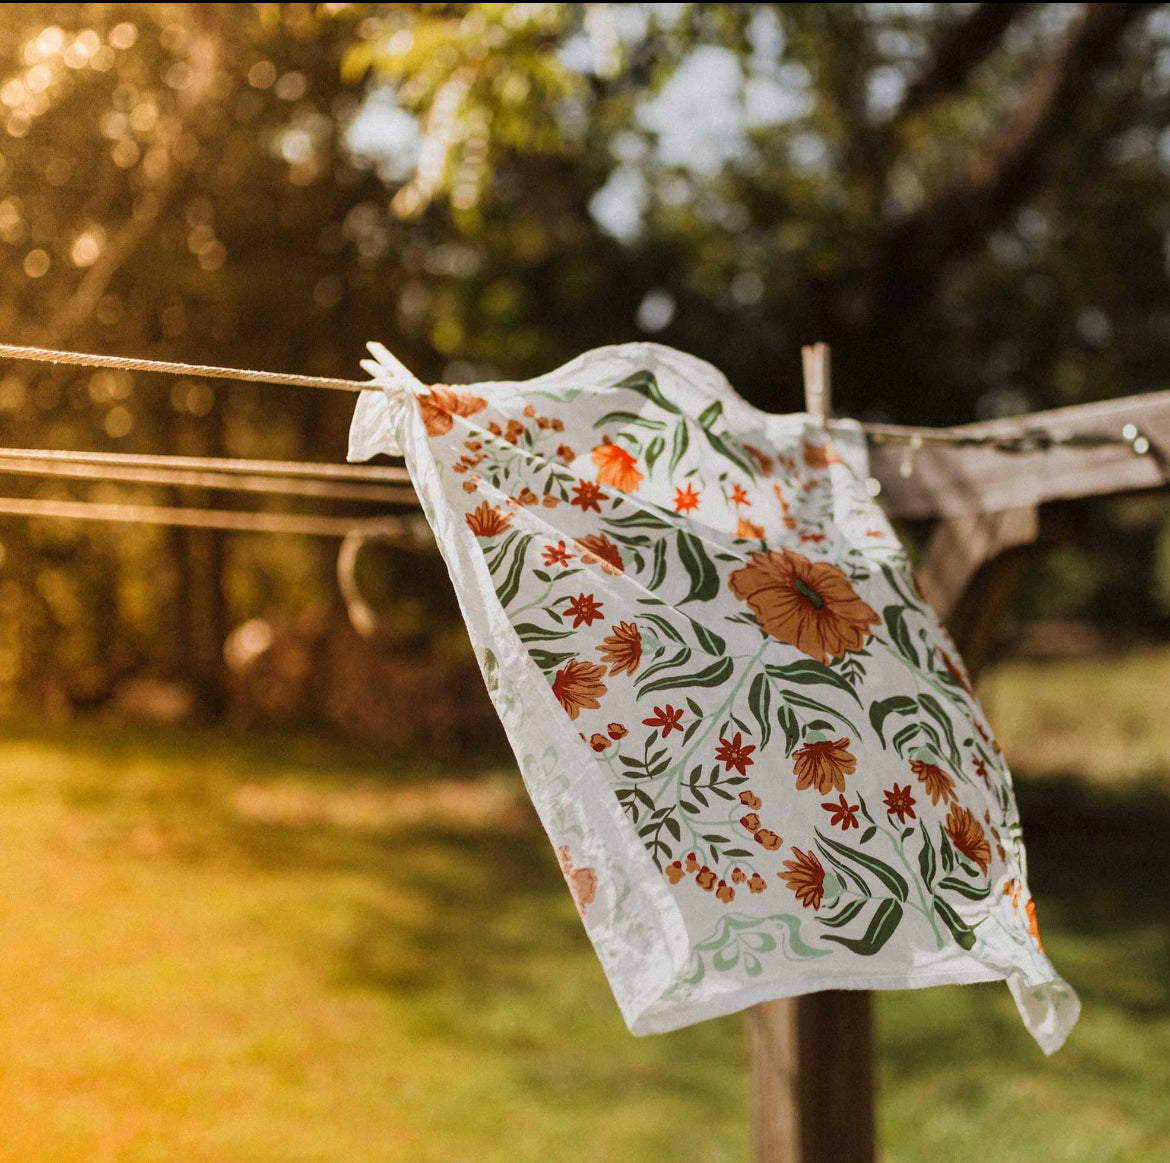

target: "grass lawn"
[0,649,1166,1161]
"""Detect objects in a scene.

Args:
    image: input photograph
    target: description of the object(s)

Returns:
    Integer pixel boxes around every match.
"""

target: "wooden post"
[746,345,876,1163]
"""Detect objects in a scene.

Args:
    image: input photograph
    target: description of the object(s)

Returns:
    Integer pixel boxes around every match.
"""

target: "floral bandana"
[349,341,1079,1053]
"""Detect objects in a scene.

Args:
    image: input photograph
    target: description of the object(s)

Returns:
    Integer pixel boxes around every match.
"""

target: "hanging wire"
[0,341,370,393]
[0,451,414,504]
[0,495,421,538]
[0,340,1159,459]
[0,447,409,481]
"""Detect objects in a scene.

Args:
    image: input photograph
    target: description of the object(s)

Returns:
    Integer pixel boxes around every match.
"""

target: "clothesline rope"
[0,342,371,393]
[0,495,417,537]
[0,446,410,482]
[0,340,1156,455]
[0,454,414,505]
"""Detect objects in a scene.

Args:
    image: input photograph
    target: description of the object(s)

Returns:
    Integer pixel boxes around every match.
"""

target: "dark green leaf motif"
[869,695,917,746]
[822,899,904,955]
[676,529,720,604]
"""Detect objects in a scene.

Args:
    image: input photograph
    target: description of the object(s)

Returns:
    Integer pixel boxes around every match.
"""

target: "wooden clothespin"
[801,341,831,428]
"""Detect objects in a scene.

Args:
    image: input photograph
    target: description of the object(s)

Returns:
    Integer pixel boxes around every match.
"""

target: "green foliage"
[0,4,1168,713]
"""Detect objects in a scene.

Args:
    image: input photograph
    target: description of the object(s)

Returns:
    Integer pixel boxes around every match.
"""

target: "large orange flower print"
[597,621,642,676]
[557,846,597,916]
[417,384,488,437]
[792,737,856,793]
[574,533,624,575]
[591,441,643,492]
[551,659,607,720]
[780,847,826,910]
[465,501,513,537]
[728,548,879,663]
[944,804,992,874]
[911,759,956,806]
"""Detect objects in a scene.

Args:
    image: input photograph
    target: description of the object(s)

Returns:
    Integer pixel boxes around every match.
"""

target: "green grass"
[0,649,1167,1161]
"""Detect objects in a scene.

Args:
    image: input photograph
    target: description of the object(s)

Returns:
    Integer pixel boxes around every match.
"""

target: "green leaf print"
[639,655,735,695]
[933,896,977,950]
[613,370,680,413]
[816,830,909,901]
[883,605,919,667]
[765,659,861,705]
[747,672,773,750]
[676,529,720,604]
[822,898,904,955]
[869,694,918,746]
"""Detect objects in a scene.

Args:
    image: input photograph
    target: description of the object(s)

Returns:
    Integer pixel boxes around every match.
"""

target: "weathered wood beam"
[866,388,1170,519]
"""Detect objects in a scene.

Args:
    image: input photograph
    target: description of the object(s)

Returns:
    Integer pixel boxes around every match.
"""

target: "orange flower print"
[564,593,605,628]
[1025,898,1043,950]
[684,852,700,873]
[695,866,717,892]
[940,649,975,696]
[822,794,860,830]
[731,867,747,884]
[728,548,880,664]
[542,493,560,508]
[505,418,525,444]
[523,405,536,418]
[747,872,767,894]
[592,441,643,492]
[972,754,990,788]
[736,518,765,539]
[607,722,628,740]
[589,733,610,752]
[557,846,597,916]
[571,479,608,513]
[730,483,751,507]
[674,483,701,513]
[551,418,565,432]
[716,881,735,903]
[802,440,841,469]
[465,501,513,537]
[744,444,775,475]
[556,443,576,463]
[715,731,756,775]
[739,812,761,832]
[799,531,827,544]
[945,805,991,874]
[597,621,642,676]
[551,659,607,720]
[542,541,574,567]
[781,847,826,910]
[883,783,917,824]
[793,738,856,794]
[911,759,956,806]
[642,704,684,736]
[513,487,539,507]
[738,790,762,810]
[665,861,685,884]
[417,385,488,437]
[574,533,624,574]
[462,475,479,494]
[754,828,782,850]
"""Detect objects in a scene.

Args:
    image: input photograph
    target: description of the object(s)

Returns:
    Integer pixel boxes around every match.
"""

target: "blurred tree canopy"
[0,2,1169,723]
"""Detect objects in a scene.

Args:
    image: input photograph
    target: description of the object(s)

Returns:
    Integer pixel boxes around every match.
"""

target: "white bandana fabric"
[349,342,1079,1053]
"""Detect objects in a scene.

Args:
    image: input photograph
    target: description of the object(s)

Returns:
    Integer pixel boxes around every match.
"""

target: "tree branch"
[897,3,1031,123]
[865,2,1152,331]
